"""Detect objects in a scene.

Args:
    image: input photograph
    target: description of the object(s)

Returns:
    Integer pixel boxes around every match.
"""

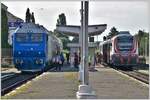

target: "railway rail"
[120,70,149,84]
[103,63,149,84]
[1,73,40,96]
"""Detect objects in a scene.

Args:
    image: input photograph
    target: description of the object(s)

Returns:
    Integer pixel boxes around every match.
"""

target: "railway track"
[1,73,18,81]
[1,73,40,96]
[119,70,149,84]
[103,63,149,84]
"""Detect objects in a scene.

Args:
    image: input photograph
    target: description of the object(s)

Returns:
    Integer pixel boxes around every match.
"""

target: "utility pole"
[76,1,96,99]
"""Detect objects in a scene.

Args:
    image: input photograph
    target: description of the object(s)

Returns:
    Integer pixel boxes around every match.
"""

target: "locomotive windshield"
[31,33,43,42]
[16,33,29,42]
[117,36,133,52]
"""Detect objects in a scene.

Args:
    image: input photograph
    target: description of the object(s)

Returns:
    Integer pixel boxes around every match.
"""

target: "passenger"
[74,52,79,69]
[70,53,74,68]
[88,55,91,68]
[60,52,65,67]
[56,54,62,71]
[52,56,57,71]
[79,52,81,63]
[66,52,70,64]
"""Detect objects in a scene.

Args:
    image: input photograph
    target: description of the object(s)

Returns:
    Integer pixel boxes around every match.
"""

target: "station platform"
[2,64,149,99]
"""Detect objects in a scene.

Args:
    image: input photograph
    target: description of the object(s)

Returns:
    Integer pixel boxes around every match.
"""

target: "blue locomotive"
[12,23,62,72]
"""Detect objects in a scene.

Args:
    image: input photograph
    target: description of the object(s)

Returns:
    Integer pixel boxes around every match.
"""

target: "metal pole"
[82,1,89,85]
[76,1,96,98]
[79,1,84,83]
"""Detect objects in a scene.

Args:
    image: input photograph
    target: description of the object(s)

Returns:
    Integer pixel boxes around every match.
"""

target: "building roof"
[56,24,107,36]
[1,3,8,11]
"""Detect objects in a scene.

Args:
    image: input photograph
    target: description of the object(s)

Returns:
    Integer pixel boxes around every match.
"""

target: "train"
[12,23,62,72]
[99,31,139,70]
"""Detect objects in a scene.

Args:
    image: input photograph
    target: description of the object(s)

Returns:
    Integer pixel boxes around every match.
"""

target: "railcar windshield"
[16,33,29,42]
[31,33,43,42]
[117,36,133,52]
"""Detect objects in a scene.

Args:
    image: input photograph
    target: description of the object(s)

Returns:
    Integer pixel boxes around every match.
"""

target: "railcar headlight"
[131,54,136,57]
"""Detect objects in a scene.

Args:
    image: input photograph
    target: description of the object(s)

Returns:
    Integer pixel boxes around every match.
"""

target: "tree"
[31,12,35,23]
[107,27,119,39]
[135,30,149,56]
[1,8,9,48]
[25,8,31,23]
[56,13,67,26]
[55,13,70,50]
[71,37,79,43]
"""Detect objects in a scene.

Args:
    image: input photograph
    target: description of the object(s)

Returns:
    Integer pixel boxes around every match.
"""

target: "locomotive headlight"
[39,59,43,64]
[38,52,41,55]
[35,59,43,64]
[15,59,23,64]
[18,51,21,54]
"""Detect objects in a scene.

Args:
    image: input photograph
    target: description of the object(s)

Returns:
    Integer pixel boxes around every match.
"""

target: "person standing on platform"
[60,52,65,67]
[66,52,70,64]
[55,53,62,71]
[74,52,79,69]
[70,53,74,68]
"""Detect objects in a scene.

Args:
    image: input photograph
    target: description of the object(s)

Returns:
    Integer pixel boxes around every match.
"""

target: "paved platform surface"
[2,64,149,99]
[90,66,149,99]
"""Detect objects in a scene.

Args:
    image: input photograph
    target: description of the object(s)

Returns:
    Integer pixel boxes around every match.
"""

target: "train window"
[16,33,29,42]
[31,33,43,42]
[117,36,133,43]
[117,36,134,52]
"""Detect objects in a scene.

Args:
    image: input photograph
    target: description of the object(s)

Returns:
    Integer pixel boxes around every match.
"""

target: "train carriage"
[99,31,139,69]
[12,23,62,72]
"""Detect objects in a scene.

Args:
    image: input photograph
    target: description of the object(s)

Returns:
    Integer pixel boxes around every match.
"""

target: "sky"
[2,1,149,41]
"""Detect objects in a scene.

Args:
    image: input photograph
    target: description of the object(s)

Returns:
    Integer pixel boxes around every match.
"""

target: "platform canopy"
[56,24,107,36]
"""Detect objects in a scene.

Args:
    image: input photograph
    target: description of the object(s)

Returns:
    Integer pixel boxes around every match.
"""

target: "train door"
[103,44,107,63]
[107,42,112,64]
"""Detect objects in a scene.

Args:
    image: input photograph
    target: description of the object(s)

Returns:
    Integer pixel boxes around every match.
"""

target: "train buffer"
[2,64,149,99]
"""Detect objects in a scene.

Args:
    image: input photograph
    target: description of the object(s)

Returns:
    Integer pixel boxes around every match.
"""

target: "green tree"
[1,8,9,48]
[56,13,67,26]
[107,27,119,39]
[71,37,79,43]
[55,13,70,50]
[134,30,149,56]
[31,12,35,23]
[25,8,31,23]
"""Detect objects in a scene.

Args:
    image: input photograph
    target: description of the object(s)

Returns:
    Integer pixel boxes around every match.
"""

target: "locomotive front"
[13,23,48,72]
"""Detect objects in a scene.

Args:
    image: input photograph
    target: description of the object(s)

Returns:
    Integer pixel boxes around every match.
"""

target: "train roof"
[100,31,133,46]
[14,23,49,34]
[111,31,132,40]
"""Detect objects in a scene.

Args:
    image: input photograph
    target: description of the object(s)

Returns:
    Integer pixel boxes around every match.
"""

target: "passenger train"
[99,31,139,69]
[12,23,62,72]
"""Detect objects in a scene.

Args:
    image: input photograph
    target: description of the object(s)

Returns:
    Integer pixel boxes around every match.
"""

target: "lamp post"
[76,1,96,99]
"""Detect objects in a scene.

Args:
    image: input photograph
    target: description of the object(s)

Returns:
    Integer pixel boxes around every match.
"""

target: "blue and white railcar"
[13,23,61,72]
